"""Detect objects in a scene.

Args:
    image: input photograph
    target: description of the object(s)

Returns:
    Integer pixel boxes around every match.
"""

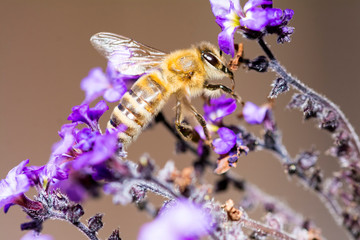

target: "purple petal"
[9,159,30,177]
[265,8,284,27]
[283,9,294,21]
[74,128,98,152]
[51,123,78,156]
[212,127,236,154]
[218,26,238,57]
[243,101,268,124]
[138,217,174,240]
[240,8,269,31]
[243,0,273,13]
[87,100,109,122]
[4,203,14,213]
[72,132,118,169]
[68,101,108,126]
[103,84,126,102]
[0,160,31,210]
[42,162,68,182]
[204,95,237,123]
[211,0,241,56]
[194,125,206,140]
[21,231,54,240]
[81,67,109,104]
[68,104,90,124]
[138,199,213,240]
[210,0,241,18]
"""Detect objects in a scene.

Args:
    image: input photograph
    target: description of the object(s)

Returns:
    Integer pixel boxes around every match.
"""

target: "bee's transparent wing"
[90,32,167,76]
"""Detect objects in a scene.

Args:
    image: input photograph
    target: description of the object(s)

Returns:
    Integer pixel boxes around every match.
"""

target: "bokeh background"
[1,0,360,239]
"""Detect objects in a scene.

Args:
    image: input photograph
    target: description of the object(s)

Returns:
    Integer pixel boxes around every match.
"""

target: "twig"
[46,207,99,240]
[258,38,360,160]
[239,216,296,240]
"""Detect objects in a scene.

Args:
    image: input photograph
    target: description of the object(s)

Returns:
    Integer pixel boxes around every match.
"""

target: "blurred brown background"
[1,0,360,239]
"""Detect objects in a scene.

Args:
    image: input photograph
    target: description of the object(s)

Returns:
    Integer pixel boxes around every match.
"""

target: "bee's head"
[197,42,233,81]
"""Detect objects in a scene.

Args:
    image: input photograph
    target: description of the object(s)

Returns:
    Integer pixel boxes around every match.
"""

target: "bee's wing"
[90,32,167,76]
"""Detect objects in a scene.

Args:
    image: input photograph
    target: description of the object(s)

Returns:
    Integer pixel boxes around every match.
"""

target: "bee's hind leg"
[175,99,198,141]
[204,83,244,105]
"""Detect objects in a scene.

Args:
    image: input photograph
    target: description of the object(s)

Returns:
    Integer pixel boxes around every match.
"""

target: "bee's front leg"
[204,83,243,105]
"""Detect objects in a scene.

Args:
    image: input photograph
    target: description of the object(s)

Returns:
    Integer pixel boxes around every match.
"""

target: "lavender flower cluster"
[2,0,359,240]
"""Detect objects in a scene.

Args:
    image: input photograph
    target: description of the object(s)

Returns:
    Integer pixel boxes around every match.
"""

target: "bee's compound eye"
[202,52,219,67]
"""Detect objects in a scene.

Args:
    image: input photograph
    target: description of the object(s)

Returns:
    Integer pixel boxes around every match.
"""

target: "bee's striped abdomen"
[107,71,170,146]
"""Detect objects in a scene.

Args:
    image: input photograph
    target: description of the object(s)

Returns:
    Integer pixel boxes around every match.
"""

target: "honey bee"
[90,32,239,147]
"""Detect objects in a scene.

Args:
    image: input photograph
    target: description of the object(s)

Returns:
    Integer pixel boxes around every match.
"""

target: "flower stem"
[270,59,360,156]
[239,215,296,240]
[72,221,99,240]
[47,209,99,240]
[258,38,360,159]
[258,38,275,61]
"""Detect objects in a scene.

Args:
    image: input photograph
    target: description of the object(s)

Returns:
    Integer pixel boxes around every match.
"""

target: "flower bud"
[248,56,269,72]
[88,213,104,232]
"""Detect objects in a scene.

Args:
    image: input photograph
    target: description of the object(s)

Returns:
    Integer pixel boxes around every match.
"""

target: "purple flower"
[21,231,54,240]
[81,62,129,104]
[0,160,31,212]
[204,95,237,124]
[209,0,294,56]
[72,131,118,170]
[138,198,214,240]
[212,127,237,154]
[68,100,109,129]
[39,162,68,188]
[210,0,241,56]
[23,162,68,190]
[242,101,268,124]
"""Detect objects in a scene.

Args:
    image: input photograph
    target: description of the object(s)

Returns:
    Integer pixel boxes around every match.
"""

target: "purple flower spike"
[213,127,237,154]
[204,95,237,124]
[138,198,214,240]
[243,101,268,124]
[68,100,109,129]
[0,160,31,211]
[81,64,128,104]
